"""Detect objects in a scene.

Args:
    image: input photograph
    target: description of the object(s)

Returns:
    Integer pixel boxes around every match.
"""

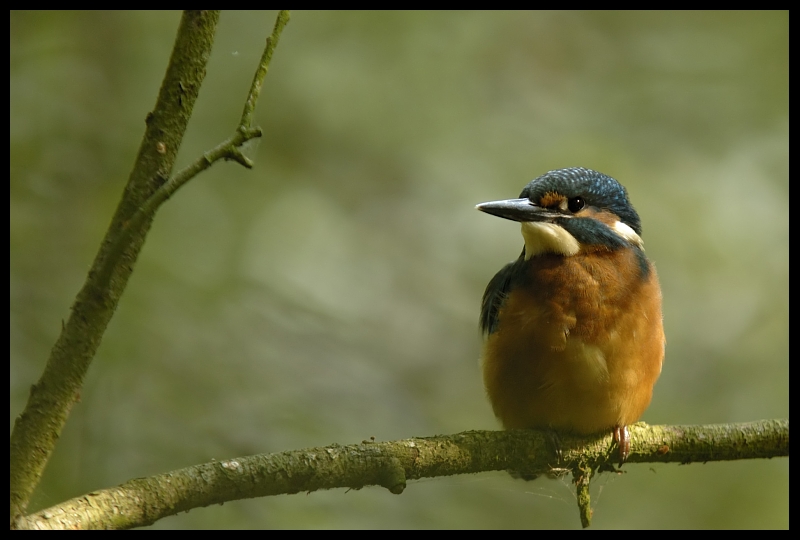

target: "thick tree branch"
[16,420,788,530]
[9,10,290,524]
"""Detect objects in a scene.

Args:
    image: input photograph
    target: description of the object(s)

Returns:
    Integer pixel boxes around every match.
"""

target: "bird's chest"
[481,249,663,433]
[506,251,638,349]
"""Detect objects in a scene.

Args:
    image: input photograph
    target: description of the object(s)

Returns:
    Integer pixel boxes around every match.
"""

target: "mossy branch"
[16,420,788,530]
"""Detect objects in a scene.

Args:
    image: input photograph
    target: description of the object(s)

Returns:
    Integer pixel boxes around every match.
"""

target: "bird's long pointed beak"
[475,198,552,223]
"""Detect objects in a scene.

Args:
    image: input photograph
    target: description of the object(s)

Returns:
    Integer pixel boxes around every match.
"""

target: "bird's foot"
[613,425,630,465]
[547,429,564,464]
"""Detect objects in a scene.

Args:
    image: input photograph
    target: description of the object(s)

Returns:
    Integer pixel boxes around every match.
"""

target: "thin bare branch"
[9,11,291,525]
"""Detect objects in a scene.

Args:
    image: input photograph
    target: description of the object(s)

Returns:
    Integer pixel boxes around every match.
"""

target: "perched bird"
[477,167,664,462]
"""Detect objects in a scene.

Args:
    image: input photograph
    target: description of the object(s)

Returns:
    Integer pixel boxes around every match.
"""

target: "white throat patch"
[521,222,580,259]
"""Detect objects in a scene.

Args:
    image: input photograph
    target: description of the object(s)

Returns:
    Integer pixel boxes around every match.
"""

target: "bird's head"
[476,167,643,259]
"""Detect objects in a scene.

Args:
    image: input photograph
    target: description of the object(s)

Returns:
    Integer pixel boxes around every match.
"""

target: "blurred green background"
[10,11,788,529]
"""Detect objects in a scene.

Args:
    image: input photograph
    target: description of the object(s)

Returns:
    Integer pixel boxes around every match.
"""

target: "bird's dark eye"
[568,196,585,213]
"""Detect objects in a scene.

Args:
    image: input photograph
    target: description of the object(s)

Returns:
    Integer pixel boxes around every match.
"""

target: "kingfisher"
[477,167,664,462]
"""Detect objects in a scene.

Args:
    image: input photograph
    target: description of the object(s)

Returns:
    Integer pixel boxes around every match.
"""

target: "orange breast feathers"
[481,247,664,435]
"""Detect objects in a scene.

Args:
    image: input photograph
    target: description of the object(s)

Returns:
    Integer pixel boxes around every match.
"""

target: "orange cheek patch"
[576,207,620,226]
[539,191,567,209]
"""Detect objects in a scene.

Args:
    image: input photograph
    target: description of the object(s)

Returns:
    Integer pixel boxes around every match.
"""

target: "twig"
[9,11,290,525]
